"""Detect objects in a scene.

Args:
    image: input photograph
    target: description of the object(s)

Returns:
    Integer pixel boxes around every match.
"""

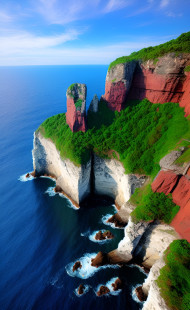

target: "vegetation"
[40,99,190,175]
[184,65,190,72]
[75,98,83,109]
[131,185,179,223]
[108,31,190,71]
[157,240,190,310]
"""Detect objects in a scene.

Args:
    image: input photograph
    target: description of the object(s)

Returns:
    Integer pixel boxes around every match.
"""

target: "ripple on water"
[45,186,79,210]
[65,253,120,279]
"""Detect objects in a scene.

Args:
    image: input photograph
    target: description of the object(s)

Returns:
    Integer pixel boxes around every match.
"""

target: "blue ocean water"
[0,66,146,310]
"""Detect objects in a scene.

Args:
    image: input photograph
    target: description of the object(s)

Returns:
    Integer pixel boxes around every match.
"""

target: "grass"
[108,31,190,71]
[39,99,190,176]
[131,185,179,224]
[75,98,83,109]
[184,65,190,72]
[157,240,190,310]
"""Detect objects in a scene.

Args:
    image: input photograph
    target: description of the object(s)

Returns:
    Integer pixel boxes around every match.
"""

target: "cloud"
[103,0,131,13]
[0,29,80,51]
[166,11,182,17]
[0,10,13,23]
[160,0,170,8]
[0,33,175,66]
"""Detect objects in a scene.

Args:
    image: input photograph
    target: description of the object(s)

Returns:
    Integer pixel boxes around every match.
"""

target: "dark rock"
[135,286,147,302]
[95,230,114,240]
[72,261,82,272]
[54,185,62,193]
[26,173,30,178]
[30,171,36,177]
[78,284,85,295]
[97,285,110,296]
[91,252,109,267]
[107,213,126,228]
[111,278,123,291]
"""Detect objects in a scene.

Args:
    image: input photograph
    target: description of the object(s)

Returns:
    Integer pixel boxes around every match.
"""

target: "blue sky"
[0,0,189,65]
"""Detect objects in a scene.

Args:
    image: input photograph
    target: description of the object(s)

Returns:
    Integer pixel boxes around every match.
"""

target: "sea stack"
[66,83,87,132]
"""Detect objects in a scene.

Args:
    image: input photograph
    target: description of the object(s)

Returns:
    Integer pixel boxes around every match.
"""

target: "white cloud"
[103,0,131,13]
[160,0,170,8]
[0,29,80,51]
[0,10,13,22]
[0,33,174,66]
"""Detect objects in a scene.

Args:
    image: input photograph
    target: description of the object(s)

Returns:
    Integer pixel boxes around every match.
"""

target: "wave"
[45,186,79,210]
[18,172,35,182]
[65,253,120,280]
[95,277,122,297]
[101,214,123,229]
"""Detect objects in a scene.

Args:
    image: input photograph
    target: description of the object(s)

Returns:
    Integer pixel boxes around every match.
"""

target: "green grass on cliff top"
[157,240,190,310]
[39,99,190,176]
[108,31,190,71]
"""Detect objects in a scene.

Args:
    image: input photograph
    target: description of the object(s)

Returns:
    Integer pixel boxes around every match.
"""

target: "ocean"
[0,65,146,310]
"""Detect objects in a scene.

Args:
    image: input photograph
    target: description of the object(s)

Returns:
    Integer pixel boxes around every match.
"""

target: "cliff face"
[102,62,136,111]
[94,155,145,206]
[151,150,190,242]
[32,134,145,206]
[32,131,91,204]
[66,83,87,132]
[103,54,190,115]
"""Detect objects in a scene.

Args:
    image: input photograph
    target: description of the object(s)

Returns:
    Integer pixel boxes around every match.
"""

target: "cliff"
[103,54,190,115]
[32,131,91,205]
[66,83,87,132]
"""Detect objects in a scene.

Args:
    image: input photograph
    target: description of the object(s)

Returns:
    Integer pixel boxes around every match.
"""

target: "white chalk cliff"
[32,131,91,204]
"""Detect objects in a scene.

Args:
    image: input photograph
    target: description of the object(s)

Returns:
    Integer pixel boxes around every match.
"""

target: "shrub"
[131,185,180,223]
[157,240,190,310]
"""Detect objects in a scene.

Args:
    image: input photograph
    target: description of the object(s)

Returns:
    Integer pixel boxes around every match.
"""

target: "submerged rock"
[91,251,109,267]
[97,285,110,296]
[72,261,82,272]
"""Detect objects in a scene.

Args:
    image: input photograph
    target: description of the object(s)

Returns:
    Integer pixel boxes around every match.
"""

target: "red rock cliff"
[103,53,190,115]
[66,83,87,132]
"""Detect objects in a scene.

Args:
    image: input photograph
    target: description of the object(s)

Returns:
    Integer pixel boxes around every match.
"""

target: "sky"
[0,0,189,66]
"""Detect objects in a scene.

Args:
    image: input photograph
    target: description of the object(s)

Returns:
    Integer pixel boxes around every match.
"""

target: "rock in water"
[91,251,109,267]
[107,213,127,228]
[72,261,82,272]
[66,83,87,132]
[135,286,147,302]
[89,94,99,112]
[26,173,30,178]
[111,278,123,291]
[97,285,110,296]
[95,230,114,240]
[78,284,85,295]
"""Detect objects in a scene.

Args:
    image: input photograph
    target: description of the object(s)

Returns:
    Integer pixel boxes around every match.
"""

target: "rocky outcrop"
[102,62,137,111]
[118,217,149,262]
[94,155,146,207]
[95,230,114,240]
[151,170,179,195]
[32,131,91,205]
[171,200,190,242]
[107,213,127,228]
[128,53,190,115]
[133,223,179,269]
[103,53,190,115]
[142,257,170,310]
[72,261,82,272]
[66,83,87,132]
[97,286,110,296]
[111,278,123,291]
[78,284,85,295]
[172,175,190,207]
[89,94,99,112]
[91,252,109,267]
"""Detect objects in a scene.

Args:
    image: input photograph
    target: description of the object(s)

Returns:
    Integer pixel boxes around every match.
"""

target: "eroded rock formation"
[103,53,190,115]
[66,83,87,132]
